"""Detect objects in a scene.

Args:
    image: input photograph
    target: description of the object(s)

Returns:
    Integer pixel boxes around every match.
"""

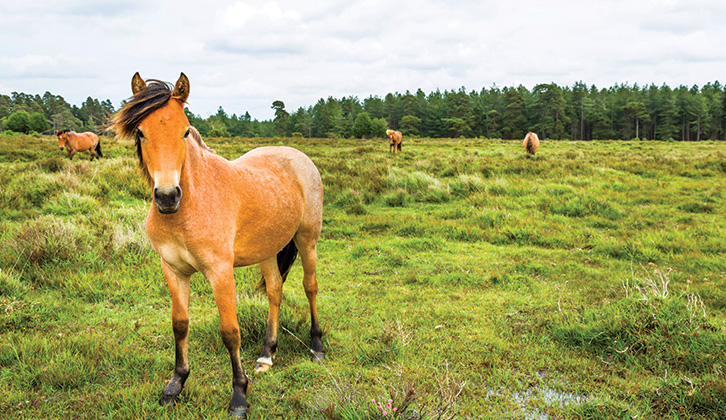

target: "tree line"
[0,90,275,138]
[3,81,725,140]
[0,92,115,135]
[273,81,726,141]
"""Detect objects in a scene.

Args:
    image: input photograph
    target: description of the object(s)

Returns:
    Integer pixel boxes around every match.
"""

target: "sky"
[1,0,725,121]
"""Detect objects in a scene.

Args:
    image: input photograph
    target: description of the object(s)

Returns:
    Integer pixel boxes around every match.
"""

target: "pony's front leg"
[254,257,283,373]
[208,264,250,418]
[159,260,191,407]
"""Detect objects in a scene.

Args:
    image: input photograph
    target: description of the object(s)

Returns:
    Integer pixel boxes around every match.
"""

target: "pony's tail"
[525,136,536,155]
[256,240,298,291]
[96,138,104,158]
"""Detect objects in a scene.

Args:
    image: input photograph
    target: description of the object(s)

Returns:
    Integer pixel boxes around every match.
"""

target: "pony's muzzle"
[154,186,182,214]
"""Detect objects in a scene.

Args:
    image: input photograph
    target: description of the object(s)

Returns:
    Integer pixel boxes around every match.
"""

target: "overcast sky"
[1,0,725,120]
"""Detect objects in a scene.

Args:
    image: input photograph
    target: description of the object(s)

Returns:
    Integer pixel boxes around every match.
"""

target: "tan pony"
[523,131,540,155]
[111,73,324,418]
[386,129,403,153]
[56,129,103,160]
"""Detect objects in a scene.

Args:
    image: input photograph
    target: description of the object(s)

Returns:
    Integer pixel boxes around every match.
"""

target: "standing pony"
[56,129,103,160]
[523,131,540,155]
[386,129,403,153]
[111,72,325,418]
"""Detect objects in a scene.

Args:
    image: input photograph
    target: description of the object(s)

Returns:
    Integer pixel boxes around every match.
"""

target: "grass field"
[0,134,724,419]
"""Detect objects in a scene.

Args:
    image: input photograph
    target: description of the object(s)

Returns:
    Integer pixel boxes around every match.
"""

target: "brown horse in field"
[523,131,540,155]
[111,72,324,418]
[56,129,103,160]
[386,129,403,153]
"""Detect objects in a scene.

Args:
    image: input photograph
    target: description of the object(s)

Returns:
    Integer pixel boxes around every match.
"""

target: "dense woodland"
[2,81,726,140]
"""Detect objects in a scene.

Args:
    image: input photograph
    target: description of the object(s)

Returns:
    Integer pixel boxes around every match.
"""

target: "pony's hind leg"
[160,260,191,407]
[208,263,250,417]
[295,236,324,362]
[255,257,284,372]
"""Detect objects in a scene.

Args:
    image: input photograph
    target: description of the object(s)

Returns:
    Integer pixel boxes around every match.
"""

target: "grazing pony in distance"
[111,72,325,418]
[386,129,403,153]
[56,129,103,160]
[523,131,540,155]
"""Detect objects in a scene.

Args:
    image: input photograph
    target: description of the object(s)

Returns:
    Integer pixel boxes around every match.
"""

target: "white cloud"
[0,55,59,75]
[222,1,299,28]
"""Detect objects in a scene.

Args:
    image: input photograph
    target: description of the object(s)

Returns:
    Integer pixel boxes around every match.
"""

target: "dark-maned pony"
[56,129,103,160]
[111,72,324,418]
[386,129,403,153]
[523,131,539,155]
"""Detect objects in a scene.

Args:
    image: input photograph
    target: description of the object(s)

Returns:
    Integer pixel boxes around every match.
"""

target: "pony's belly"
[231,244,280,267]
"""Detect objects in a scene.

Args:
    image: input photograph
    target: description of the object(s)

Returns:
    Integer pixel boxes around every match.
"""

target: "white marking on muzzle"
[153,170,180,190]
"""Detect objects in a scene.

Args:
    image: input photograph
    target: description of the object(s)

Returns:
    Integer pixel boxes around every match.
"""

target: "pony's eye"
[136,129,144,140]
[184,128,191,138]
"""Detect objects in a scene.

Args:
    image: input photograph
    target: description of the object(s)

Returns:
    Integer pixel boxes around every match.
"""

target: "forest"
[2,81,725,141]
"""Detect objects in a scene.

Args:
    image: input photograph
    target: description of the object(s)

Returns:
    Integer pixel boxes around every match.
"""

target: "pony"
[523,131,540,155]
[56,129,103,160]
[111,72,325,418]
[386,129,403,153]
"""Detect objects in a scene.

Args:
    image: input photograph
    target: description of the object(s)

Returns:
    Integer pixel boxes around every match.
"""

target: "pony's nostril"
[175,186,182,199]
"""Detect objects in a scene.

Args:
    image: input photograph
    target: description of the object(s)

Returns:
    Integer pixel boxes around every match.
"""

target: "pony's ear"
[131,72,146,95]
[172,72,190,103]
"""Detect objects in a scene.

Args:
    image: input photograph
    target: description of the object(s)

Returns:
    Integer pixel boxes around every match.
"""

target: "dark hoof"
[229,406,248,418]
[311,351,325,362]
[160,394,178,407]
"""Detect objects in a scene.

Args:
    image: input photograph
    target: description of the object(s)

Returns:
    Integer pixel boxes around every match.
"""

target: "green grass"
[1,135,725,419]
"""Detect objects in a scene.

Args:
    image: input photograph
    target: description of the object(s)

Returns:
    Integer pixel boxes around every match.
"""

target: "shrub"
[4,171,67,211]
[335,188,367,215]
[388,168,449,203]
[35,157,69,173]
[3,111,30,133]
[0,215,91,269]
[42,191,98,216]
[383,189,413,207]
[449,174,487,197]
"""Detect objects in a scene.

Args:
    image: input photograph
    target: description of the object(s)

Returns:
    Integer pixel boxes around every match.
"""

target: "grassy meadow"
[0,133,724,419]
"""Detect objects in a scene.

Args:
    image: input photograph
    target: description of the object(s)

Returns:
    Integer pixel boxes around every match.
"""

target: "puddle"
[486,379,592,419]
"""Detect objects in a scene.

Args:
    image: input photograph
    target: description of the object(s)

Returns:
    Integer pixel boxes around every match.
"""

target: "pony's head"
[56,129,69,150]
[112,72,191,214]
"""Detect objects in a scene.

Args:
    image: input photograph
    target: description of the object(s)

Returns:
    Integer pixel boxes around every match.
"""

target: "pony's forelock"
[111,80,174,140]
